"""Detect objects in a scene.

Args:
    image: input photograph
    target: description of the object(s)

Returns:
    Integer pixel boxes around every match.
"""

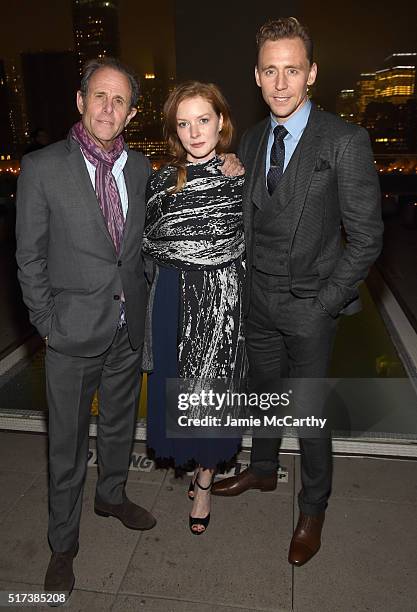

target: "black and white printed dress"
[143,155,245,468]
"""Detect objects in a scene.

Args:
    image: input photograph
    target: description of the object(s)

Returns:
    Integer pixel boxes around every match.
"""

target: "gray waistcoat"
[252,139,302,276]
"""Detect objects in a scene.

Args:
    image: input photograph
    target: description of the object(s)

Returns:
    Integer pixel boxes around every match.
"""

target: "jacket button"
[117,260,122,267]
[113,294,120,300]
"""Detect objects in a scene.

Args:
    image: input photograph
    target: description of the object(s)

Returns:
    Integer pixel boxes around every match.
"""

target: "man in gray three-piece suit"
[212,18,383,566]
[16,58,156,598]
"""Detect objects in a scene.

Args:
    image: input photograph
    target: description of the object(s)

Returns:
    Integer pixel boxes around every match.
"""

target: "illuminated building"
[125,73,175,160]
[354,52,416,153]
[2,62,27,158]
[138,73,169,130]
[21,52,79,143]
[375,66,414,103]
[0,60,14,159]
[72,0,120,74]
[405,98,417,151]
[375,65,415,105]
[336,89,359,123]
[363,101,409,152]
[126,138,167,158]
[357,54,416,113]
[371,53,416,105]
[357,73,376,119]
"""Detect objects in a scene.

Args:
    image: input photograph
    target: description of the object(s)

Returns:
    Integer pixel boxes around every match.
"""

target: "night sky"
[0,1,415,110]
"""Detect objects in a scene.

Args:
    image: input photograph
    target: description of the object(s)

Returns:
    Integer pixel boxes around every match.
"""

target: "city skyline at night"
[0,1,415,109]
[0,1,415,162]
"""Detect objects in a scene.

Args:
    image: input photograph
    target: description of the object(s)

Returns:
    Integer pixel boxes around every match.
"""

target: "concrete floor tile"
[0,474,50,585]
[0,471,39,522]
[120,478,293,610]
[53,588,115,611]
[73,479,160,593]
[292,498,417,612]
[294,454,417,504]
[0,580,115,611]
[0,431,47,473]
[113,593,287,611]
[332,456,417,503]
[0,473,160,594]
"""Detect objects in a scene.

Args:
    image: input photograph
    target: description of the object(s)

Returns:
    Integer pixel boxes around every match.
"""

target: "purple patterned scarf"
[71,120,125,253]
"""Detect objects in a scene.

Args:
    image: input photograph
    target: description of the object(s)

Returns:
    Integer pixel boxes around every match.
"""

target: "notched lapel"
[121,153,135,248]
[66,138,115,251]
[243,120,269,212]
[251,170,265,209]
[119,152,143,255]
[249,123,270,210]
[290,113,323,241]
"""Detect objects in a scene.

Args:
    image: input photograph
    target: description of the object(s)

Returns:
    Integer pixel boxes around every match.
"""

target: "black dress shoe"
[44,541,79,604]
[288,511,325,566]
[211,468,277,496]
[94,496,156,530]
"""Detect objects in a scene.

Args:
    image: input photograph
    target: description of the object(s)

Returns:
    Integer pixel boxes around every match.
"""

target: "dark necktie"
[267,125,288,195]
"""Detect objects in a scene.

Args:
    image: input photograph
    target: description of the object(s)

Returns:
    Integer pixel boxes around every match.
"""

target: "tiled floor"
[0,431,416,611]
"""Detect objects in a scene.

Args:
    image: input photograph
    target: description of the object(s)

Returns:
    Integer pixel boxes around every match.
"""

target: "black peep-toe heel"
[189,475,214,535]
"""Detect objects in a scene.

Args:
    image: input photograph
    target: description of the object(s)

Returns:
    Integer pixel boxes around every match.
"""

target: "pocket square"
[314,158,331,171]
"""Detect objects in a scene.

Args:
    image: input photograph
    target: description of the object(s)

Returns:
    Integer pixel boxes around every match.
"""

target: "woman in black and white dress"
[143,81,245,534]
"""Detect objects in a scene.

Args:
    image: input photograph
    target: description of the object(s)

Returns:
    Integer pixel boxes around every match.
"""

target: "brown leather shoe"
[94,496,156,530]
[211,468,277,496]
[288,511,325,566]
[44,541,79,603]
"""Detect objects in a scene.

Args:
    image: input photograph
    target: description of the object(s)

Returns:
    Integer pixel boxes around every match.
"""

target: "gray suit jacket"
[16,135,151,357]
[239,106,384,317]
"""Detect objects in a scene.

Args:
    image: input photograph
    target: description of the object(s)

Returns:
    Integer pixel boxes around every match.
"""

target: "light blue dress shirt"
[265,99,312,179]
[82,149,129,220]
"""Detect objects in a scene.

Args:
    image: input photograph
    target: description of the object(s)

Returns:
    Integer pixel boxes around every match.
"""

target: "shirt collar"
[81,147,128,179]
[112,149,128,179]
[270,98,312,141]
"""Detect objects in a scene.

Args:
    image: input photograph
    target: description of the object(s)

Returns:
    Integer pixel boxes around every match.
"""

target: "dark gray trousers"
[45,326,143,552]
[246,268,339,516]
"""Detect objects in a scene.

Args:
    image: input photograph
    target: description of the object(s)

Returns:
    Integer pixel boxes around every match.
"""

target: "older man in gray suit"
[16,58,156,597]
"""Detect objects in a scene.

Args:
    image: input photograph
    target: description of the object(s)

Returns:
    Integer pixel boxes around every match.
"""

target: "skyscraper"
[336,89,359,124]
[374,53,416,104]
[4,61,28,158]
[124,72,173,159]
[357,73,376,119]
[0,60,14,159]
[72,0,120,74]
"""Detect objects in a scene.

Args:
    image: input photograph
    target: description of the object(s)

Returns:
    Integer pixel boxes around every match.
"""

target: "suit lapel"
[66,136,116,251]
[242,119,269,242]
[119,151,136,255]
[251,124,269,210]
[289,108,323,245]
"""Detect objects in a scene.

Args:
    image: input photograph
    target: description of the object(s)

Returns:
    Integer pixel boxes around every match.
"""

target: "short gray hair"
[80,57,139,108]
